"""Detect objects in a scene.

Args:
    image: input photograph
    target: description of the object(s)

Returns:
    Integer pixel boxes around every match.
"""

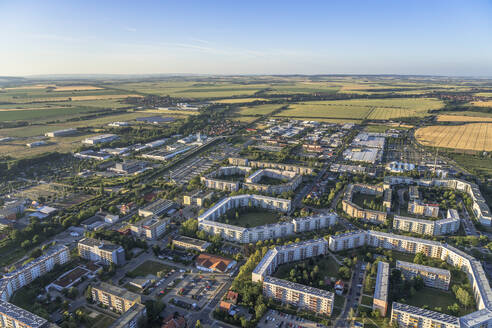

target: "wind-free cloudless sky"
[1,0,491,76]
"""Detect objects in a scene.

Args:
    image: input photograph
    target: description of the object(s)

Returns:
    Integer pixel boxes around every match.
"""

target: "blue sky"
[1,0,491,76]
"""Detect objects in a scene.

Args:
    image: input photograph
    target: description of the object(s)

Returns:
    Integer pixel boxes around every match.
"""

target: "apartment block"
[263,276,334,316]
[0,300,49,328]
[78,237,125,265]
[183,190,214,207]
[408,200,440,218]
[391,302,459,328]
[373,261,390,316]
[342,184,387,224]
[92,282,141,314]
[129,217,168,240]
[228,157,314,175]
[172,235,211,252]
[108,303,146,328]
[396,260,451,290]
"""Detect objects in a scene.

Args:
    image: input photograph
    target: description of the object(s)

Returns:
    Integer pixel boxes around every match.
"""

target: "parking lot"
[258,310,326,328]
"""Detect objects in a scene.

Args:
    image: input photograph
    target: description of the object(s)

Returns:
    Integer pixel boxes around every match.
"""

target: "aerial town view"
[0,1,491,328]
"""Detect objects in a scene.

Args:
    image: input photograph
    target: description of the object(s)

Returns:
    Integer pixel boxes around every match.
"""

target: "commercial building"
[183,190,214,207]
[373,261,390,316]
[129,217,168,240]
[343,148,382,164]
[110,160,148,175]
[138,199,176,218]
[92,282,141,313]
[342,184,387,224]
[78,237,126,265]
[82,134,119,145]
[26,141,48,148]
[0,300,49,328]
[195,253,236,273]
[172,235,211,252]
[384,177,492,226]
[396,260,451,290]
[251,239,334,316]
[393,214,460,236]
[45,128,77,137]
[351,132,386,149]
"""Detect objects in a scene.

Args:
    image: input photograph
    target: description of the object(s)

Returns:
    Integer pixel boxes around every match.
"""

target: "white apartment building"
[396,260,451,290]
[78,237,126,265]
[393,214,460,236]
[373,261,390,317]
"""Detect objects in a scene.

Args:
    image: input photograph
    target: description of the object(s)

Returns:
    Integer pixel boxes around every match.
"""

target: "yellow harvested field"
[471,101,492,107]
[23,94,142,102]
[437,115,492,122]
[213,98,269,103]
[53,85,104,91]
[415,123,492,151]
[2,84,55,90]
[474,92,492,97]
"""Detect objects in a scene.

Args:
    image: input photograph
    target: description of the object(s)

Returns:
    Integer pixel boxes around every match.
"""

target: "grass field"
[217,209,282,228]
[475,92,492,97]
[213,97,269,103]
[276,98,443,120]
[128,260,172,277]
[235,104,284,116]
[415,123,492,151]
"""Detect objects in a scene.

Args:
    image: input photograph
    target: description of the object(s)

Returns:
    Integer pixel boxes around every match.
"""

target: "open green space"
[401,287,470,315]
[216,208,283,228]
[273,255,341,290]
[234,104,284,116]
[127,260,172,277]
[361,295,373,307]
[351,192,384,212]
[257,176,288,185]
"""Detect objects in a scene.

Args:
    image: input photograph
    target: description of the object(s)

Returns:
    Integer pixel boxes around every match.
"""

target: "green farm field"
[235,104,284,116]
[276,98,443,120]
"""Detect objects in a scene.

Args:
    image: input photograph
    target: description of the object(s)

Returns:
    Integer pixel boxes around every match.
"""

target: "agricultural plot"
[415,123,492,151]
[475,92,492,97]
[437,114,492,122]
[276,98,443,120]
[264,82,339,94]
[235,104,284,116]
[113,81,270,98]
[471,101,492,107]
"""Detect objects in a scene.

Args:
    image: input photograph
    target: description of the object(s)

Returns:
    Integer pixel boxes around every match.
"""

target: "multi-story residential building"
[408,200,440,218]
[0,300,49,328]
[0,245,70,301]
[384,177,492,226]
[251,238,333,316]
[78,237,125,265]
[228,157,314,175]
[243,169,302,194]
[0,199,25,220]
[0,246,70,328]
[328,230,367,252]
[183,190,214,207]
[172,235,211,252]
[383,189,392,211]
[108,303,146,328]
[138,199,176,218]
[373,261,390,316]
[200,166,251,192]
[342,184,387,224]
[409,185,420,200]
[328,230,492,327]
[199,208,337,244]
[391,302,460,328]
[393,215,460,236]
[252,238,329,282]
[129,217,168,240]
[396,260,451,290]
[263,276,334,316]
[92,282,141,313]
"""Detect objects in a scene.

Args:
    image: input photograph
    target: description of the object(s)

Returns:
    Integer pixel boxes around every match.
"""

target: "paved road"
[334,261,365,327]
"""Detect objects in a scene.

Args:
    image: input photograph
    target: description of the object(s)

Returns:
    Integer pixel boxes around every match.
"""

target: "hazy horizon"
[1,0,491,76]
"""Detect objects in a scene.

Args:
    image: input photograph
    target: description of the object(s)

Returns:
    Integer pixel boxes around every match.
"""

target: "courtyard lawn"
[361,295,373,307]
[217,209,283,228]
[402,287,473,316]
[257,176,288,185]
[273,254,340,286]
[128,260,171,277]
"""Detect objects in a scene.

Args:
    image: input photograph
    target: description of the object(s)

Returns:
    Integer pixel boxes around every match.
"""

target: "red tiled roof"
[195,253,233,273]
[162,315,186,328]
